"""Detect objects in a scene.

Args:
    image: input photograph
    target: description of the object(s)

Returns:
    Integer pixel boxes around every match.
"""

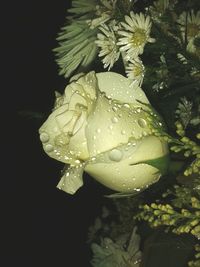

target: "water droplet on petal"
[96,128,101,133]
[40,132,49,143]
[109,149,123,162]
[112,106,118,112]
[44,144,54,152]
[121,130,126,135]
[124,103,130,108]
[134,188,141,192]
[55,133,71,146]
[143,131,148,136]
[111,117,118,123]
[138,118,147,128]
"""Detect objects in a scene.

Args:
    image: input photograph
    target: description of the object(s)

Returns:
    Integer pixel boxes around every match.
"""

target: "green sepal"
[130,154,170,175]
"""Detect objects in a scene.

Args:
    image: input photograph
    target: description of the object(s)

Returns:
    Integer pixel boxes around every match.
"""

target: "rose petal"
[96,72,149,104]
[57,165,84,194]
[85,136,169,192]
[85,93,152,157]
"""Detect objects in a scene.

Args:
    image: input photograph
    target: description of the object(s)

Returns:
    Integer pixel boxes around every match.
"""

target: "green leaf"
[130,154,170,175]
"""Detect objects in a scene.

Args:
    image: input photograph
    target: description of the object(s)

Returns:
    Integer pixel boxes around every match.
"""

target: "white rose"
[39,71,169,195]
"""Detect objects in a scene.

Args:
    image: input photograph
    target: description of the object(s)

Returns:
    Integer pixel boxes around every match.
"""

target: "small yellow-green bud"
[181,137,190,143]
[181,209,191,216]
[151,203,158,209]
[161,214,171,221]
[154,210,161,216]
[190,219,199,227]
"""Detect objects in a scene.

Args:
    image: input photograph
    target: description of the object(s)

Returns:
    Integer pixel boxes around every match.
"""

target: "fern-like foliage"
[54,0,98,78]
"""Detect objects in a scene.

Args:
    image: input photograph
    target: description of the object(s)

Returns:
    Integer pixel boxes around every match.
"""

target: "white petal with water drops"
[57,165,84,195]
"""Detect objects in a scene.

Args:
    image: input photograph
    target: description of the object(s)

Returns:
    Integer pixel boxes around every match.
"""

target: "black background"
[4,1,108,266]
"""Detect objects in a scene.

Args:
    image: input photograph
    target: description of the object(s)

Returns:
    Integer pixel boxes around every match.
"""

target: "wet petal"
[96,72,149,104]
[57,165,84,195]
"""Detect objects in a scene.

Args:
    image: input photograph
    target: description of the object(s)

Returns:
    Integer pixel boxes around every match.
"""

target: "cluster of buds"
[136,196,200,239]
[188,244,200,267]
[170,121,200,176]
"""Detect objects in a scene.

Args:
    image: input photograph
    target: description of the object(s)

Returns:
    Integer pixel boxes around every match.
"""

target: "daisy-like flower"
[125,57,145,86]
[187,35,200,58]
[117,12,155,60]
[87,0,117,29]
[178,10,200,41]
[149,0,169,21]
[95,21,120,70]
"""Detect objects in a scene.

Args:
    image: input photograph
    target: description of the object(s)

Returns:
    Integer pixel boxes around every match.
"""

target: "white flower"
[117,12,155,59]
[95,22,120,70]
[39,71,169,195]
[149,0,170,21]
[186,35,200,58]
[125,57,145,86]
[178,10,200,41]
[87,0,117,29]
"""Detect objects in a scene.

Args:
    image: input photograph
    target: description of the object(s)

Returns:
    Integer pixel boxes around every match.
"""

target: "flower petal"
[57,165,84,194]
[85,136,169,192]
[96,72,149,104]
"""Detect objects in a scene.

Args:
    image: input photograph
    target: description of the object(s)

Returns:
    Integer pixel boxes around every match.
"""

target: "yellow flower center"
[187,23,200,38]
[133,64,143,77]
[131,28,147,47]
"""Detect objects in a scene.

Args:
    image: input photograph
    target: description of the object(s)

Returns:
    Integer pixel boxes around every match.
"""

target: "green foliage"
[188,244,200,267]
[135,187,200,238]
[54,0,98,78]
[91,227,141,267]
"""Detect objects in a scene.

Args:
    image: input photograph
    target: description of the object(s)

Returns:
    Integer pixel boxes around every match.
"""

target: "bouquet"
[39,1,200,266]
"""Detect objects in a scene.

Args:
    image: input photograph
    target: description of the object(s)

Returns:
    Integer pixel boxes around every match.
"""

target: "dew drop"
[138,118,147,128]
[40,132,49,143]
[121,130,126,135]
[134,188,141,192]
[44,144,54,152]
[55,133,71,146]
[112,106,118,112]
[111,117,118,123]
[124,103,130,108]
[143,131,148,136]
[96,128,101,133]
[109,149,123,162]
